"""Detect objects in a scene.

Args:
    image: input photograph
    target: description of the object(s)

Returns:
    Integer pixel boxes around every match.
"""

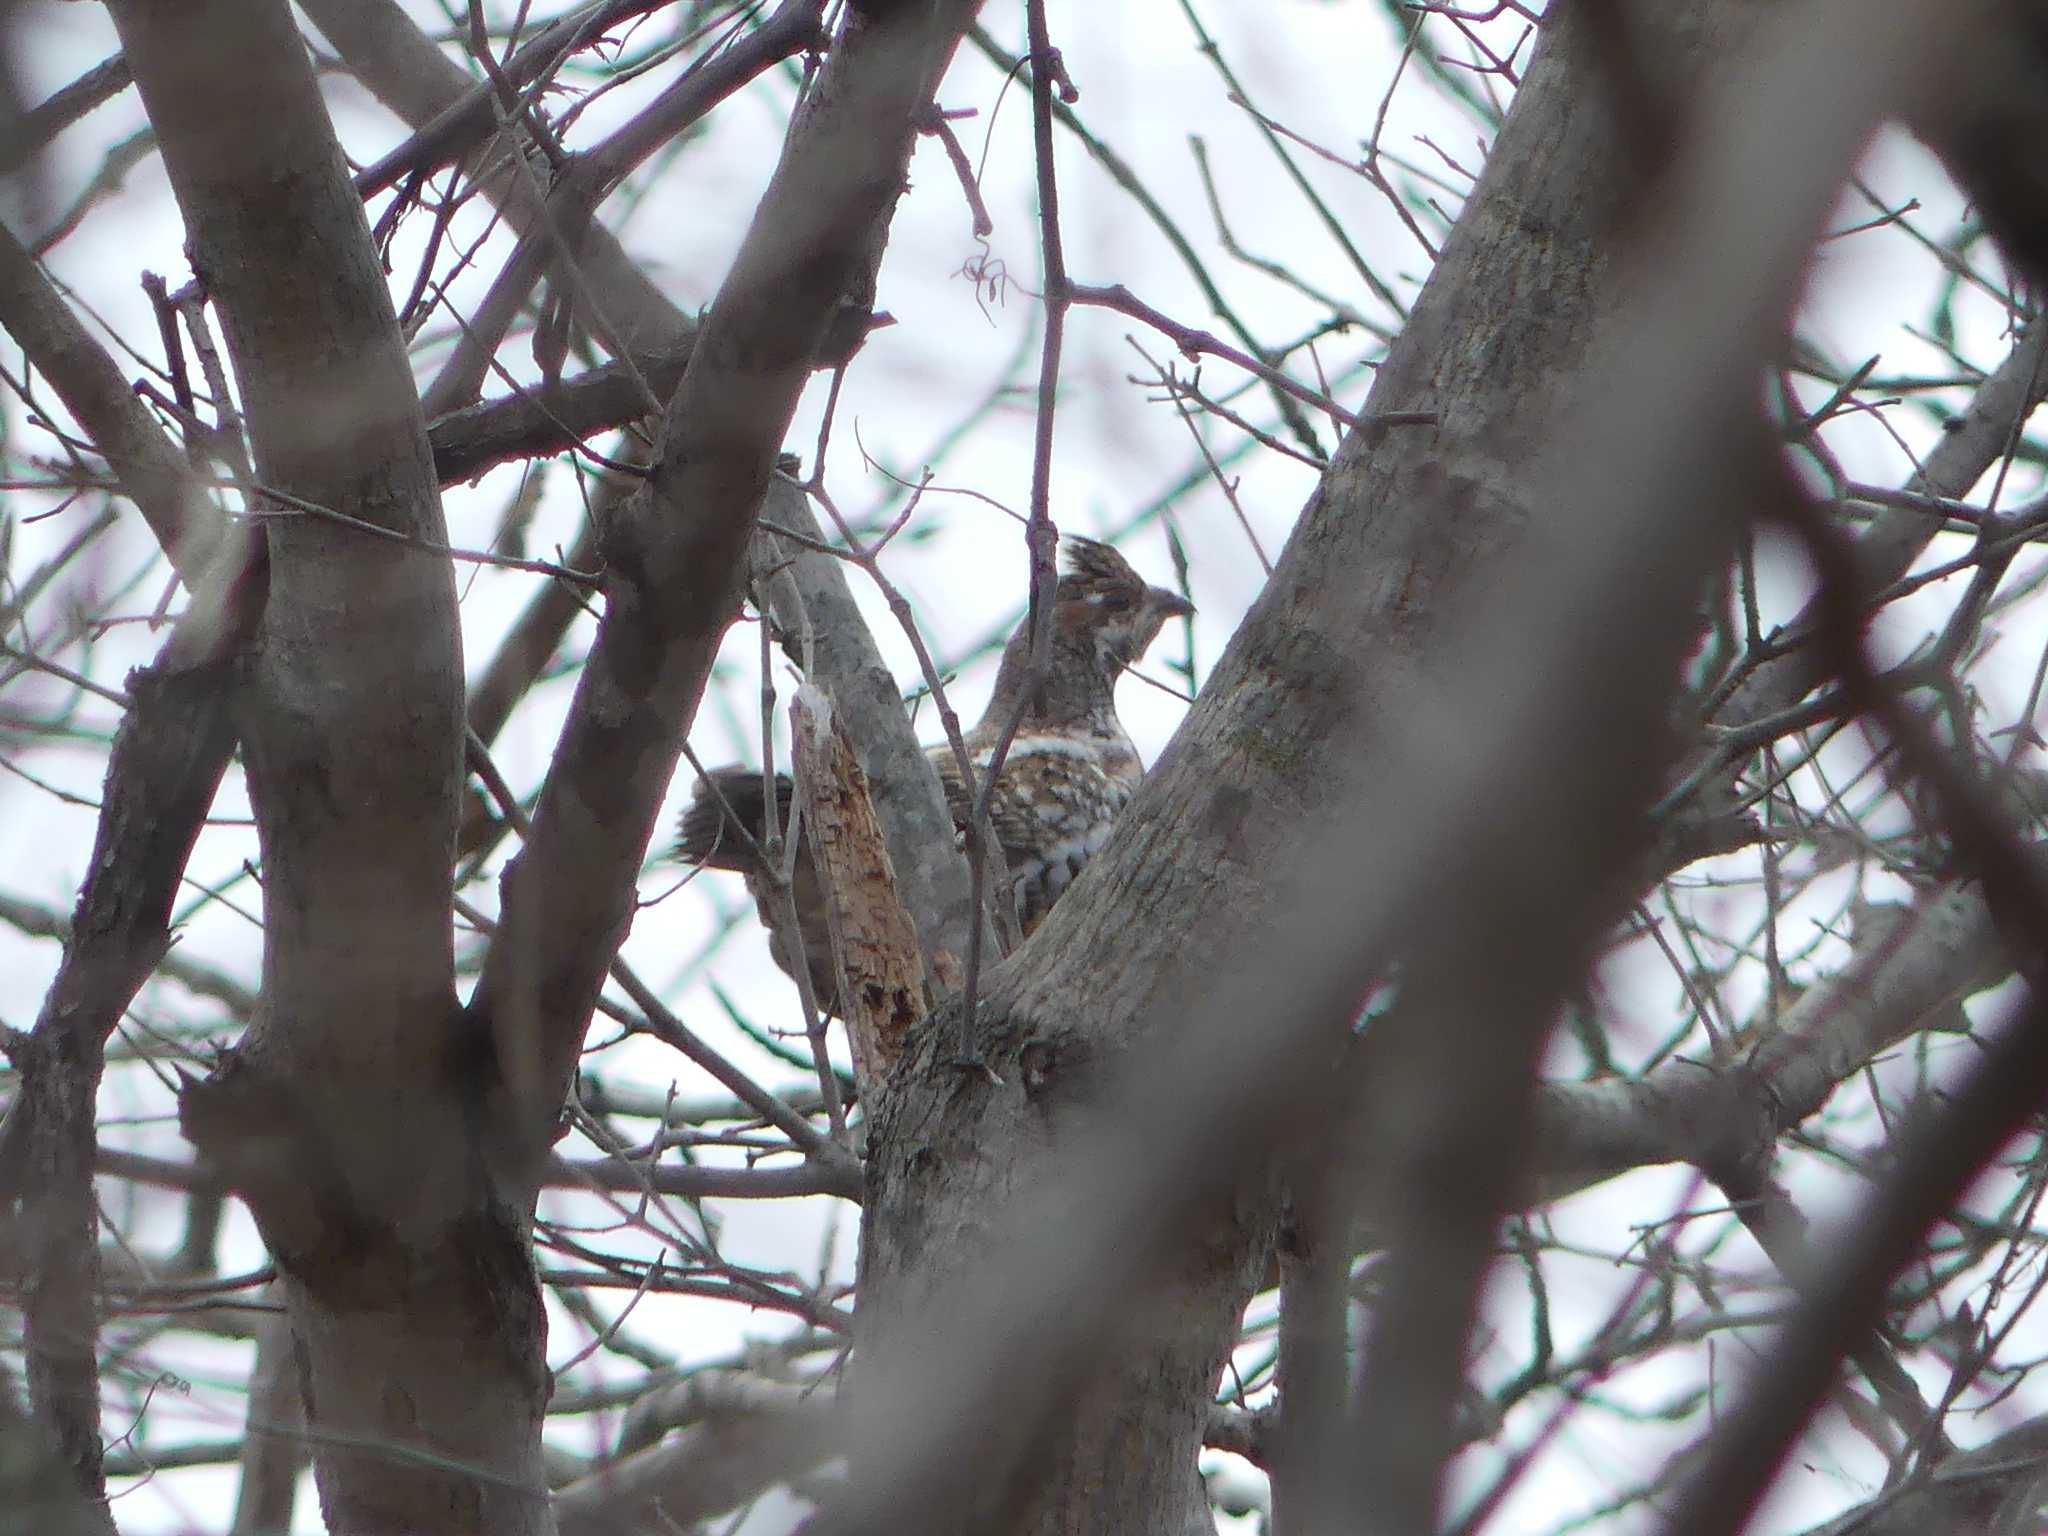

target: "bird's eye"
[1099,589,1134,612]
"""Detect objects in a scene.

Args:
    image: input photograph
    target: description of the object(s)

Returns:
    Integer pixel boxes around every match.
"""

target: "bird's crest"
[1061,535,1143,596]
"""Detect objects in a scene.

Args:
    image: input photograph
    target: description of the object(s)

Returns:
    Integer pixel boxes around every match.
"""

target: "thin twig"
[1071,281,1435,433]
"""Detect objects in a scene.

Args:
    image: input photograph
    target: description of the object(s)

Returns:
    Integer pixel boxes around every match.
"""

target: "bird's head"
[1052,536,1195,679]
[980,535,1195,732]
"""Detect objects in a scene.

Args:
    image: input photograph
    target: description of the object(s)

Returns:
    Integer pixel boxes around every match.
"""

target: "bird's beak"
[1151,587,1195,619]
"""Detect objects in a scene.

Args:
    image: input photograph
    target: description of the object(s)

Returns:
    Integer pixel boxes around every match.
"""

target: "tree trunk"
[103,4,544,1531]
[851,5,1801,1530]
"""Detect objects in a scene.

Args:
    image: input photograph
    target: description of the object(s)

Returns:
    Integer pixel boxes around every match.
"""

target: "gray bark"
[853,0,1705,1521]
[465,0,984,1158]
[310,0,983,972]
[0,1362,113,1536]
[16,0,2047,1531]
[1798,1412,2048,1536]
[85,5,986,1527]
[102,4,525,1534]
[0,156,249,1524]
[1531,881,2009,1199]
[0,221,219,575]
[848,3,2005,1532]
[229,1285,309,1536]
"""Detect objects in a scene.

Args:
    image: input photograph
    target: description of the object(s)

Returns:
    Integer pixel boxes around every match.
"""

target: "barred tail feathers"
[676,767,795,871]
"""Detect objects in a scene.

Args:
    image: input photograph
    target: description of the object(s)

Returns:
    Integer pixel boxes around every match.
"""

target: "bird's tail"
[676,767,795,871]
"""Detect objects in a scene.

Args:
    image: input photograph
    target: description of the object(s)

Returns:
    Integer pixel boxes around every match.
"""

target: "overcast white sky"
[4,2,2043,1532]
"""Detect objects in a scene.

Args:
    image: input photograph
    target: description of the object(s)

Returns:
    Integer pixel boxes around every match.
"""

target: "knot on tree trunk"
[178,1051,396,1297]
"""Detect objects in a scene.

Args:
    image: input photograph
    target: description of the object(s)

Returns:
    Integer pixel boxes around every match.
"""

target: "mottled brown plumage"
[677,536,1191,1009]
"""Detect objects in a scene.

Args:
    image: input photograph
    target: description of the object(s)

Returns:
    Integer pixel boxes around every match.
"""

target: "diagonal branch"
[329,0,979,1090]
[347,0,673,198]
[0,180,256,1519]
[1530,880,2008,1198]
[751,475,982,990]
[417,0,825,418]
[840,1,1988,1530]
[0,643,238,1512]
[0,218,222,579]
[470,0,984,1158]
[427,343,692,485]
[304,0,695,364]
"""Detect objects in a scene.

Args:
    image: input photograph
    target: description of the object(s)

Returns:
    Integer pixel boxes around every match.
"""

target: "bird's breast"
[980,733,1145,933]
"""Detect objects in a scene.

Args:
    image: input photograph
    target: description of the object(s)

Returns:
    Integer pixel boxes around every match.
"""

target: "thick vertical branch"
[103,2,502,1532]
[0,660,237,1508]
[1270,1180,1353,1536]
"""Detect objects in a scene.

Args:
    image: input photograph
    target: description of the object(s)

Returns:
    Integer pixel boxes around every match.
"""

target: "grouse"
[677,536,1192,1011]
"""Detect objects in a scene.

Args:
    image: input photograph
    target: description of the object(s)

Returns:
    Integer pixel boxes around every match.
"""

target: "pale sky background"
[3,2,2042,1532]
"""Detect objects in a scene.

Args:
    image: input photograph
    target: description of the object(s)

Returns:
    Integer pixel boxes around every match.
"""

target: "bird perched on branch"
[677,536,1193,1010]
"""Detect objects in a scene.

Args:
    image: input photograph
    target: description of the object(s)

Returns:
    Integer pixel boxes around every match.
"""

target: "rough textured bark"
[851,5,1697,1525]
[848,3,1985,1531]
[790,689,927,1088]
[754,474,981,993]
[17,0,2033,1527]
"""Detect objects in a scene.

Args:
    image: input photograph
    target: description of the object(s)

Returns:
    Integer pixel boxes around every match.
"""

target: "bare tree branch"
[554,1377,838,1536]
[304,0,695,364]
[845,2,1986,1531]
[0,218,221,576]
[752,472,983,994]
[0,175,255,1518]
[1531,881,2006,1197]
[469,0,983,1155]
